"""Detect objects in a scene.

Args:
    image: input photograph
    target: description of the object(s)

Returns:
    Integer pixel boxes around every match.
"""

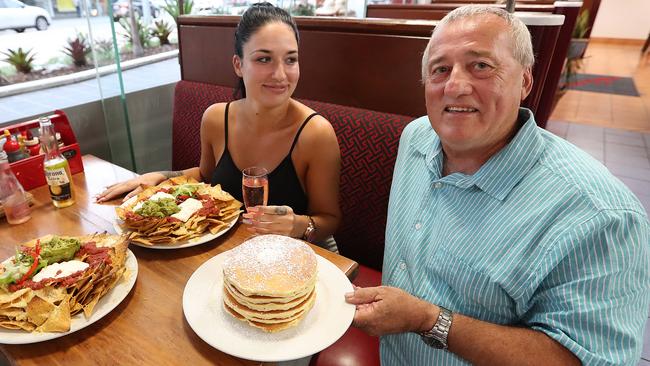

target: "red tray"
[4,110,84,191]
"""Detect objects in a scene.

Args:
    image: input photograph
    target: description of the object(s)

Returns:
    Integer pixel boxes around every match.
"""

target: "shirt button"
[433,182,443,189]
[399,262,406,270]
[415,223,422,230]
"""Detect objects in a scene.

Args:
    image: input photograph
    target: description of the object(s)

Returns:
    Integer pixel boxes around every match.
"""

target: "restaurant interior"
[0,0,649,364]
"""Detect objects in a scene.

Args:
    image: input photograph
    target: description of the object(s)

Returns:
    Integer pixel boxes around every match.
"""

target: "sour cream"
[32,260,89,282]
[171,198,203,222]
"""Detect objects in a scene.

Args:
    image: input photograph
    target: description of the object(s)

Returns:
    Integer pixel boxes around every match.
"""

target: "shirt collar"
[470,108,545,200]
[409,108,545,200]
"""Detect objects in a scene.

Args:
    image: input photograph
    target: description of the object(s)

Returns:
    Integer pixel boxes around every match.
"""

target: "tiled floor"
[551,42,650,133]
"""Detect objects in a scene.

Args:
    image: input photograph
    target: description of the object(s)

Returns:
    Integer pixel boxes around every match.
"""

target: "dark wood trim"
[367,3,555,20]
[179,15,439,37]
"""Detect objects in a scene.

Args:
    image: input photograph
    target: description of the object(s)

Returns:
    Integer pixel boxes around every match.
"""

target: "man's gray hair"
[421,5,535,81]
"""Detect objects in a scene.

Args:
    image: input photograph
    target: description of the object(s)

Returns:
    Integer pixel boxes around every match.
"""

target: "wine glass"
[242,167,268,209]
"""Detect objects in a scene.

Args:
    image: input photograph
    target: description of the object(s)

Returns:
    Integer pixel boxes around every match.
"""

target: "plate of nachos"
[0,233,136,343]
[114,176,243,249]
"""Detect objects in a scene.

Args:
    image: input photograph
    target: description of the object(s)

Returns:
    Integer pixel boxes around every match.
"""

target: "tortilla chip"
[0,319,36,331]
[0,288,32,307]
[34,286,66,304]
[26,296,56,326]
[36,297,71,333]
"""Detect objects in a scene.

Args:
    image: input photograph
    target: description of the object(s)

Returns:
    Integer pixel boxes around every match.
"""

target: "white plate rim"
[182,251,355,362]
[113,215,238,250]
[0,249,138,344]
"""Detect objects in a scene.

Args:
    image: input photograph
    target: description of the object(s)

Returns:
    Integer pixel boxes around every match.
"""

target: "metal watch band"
[420,306,453,349]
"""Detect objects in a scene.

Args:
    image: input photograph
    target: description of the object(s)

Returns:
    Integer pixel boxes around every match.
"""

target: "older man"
[345,5,650,366]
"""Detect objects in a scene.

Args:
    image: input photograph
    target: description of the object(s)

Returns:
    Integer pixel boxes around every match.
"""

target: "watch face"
[421,334,445,349]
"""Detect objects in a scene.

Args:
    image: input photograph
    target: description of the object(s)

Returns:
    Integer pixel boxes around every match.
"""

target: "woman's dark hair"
[233,2,300,99]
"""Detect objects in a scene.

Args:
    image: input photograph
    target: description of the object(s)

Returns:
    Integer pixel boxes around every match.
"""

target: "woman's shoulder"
[291,101,339,150]
[201,102,231,130]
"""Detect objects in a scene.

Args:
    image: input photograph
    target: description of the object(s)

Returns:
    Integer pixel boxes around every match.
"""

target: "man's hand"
[344,286,439,337]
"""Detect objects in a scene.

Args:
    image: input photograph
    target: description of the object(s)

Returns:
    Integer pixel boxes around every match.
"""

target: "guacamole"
[135,198,180,218]
[41,236,81,264]
[171,184,199,198]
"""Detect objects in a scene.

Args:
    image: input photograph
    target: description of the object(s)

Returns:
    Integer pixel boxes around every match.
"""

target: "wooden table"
[0,155,358,366]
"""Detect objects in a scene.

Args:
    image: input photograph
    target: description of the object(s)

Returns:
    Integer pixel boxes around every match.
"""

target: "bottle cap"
[3,135,20,153]
[39,116,52,126]
[25,137,39,146]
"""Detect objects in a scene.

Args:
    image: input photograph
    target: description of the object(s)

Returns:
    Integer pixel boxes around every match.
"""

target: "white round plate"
[183,252,355,362]
[0,249,138,344]
[113,216,238,250]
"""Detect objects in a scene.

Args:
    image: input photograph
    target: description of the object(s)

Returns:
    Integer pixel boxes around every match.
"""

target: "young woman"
[97,3,341,250]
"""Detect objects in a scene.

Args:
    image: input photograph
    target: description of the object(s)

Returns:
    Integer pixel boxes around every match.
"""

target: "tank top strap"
[288,113,319,155]
[224,101,231,147]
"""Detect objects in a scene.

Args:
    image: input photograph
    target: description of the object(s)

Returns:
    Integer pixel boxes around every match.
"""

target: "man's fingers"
[345,286,381,305]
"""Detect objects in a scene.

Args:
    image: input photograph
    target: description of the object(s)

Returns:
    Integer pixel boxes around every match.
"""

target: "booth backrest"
[172,80,412,270]
[364,2,581,129]
[177,15,564,123]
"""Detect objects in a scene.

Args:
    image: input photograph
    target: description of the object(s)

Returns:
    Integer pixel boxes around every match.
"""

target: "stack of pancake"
[222,234,318,333]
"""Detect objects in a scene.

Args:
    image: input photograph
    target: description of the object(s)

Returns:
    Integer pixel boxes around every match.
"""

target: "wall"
[591,0,650,40]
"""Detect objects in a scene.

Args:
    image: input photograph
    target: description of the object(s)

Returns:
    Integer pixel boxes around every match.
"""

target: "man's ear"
[520,67,533,101]
[233,55,243,78]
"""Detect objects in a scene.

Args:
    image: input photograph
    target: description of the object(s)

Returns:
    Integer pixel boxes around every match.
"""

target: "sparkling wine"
[242,177,268,208]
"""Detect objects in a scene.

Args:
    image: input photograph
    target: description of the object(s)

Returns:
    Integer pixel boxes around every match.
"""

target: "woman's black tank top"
[210,102,317,215]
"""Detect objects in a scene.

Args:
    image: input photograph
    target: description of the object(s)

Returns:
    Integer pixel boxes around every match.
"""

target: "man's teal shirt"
[382,109,650,365]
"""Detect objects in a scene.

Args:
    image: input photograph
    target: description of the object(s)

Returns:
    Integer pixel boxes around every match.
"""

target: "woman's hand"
[242,206,305,237]
[95,172,167,203]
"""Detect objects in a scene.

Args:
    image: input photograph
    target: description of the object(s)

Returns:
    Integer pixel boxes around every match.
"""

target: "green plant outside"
[291,3,314,16]
[62,32,92,67]
[151,20,173,45]
[119,15,153,48]
[1,48,37,74]
[163,0,194,23]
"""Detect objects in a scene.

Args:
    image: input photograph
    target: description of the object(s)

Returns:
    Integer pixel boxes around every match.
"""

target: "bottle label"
[45,166,72,201]
[45,166,70,185]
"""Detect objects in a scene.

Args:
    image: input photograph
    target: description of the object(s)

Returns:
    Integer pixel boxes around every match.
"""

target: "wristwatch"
[419,306,453,349]
[302,216,316,242]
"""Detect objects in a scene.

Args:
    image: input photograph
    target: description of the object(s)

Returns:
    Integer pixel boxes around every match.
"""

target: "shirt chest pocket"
[419,248,519,324]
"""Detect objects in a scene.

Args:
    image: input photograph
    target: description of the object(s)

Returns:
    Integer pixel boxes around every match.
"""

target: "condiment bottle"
[0,151,31,225]
[2,133,23,163]
[39,117,75,208]
[24,137,40,156]
[55,132,64,148]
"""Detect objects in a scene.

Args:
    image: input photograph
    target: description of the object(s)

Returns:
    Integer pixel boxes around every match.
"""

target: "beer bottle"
[39,117,75,208]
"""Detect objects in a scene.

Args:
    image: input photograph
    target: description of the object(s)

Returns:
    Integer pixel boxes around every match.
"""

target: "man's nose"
[444,68,472,98]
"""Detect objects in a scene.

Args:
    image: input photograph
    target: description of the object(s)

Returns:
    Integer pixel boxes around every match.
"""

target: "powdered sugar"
[223,235,317,294]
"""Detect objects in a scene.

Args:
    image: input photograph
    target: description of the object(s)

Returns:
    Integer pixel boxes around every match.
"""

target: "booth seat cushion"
[310,326,380,366]
[352,264,382,288]
[309,264,382,366]
[172,80,413,270]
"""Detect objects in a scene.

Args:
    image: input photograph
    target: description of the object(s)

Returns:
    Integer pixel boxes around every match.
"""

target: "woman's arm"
[96,103,224,202]
[242,115,342,243]
[295,116,341,242]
